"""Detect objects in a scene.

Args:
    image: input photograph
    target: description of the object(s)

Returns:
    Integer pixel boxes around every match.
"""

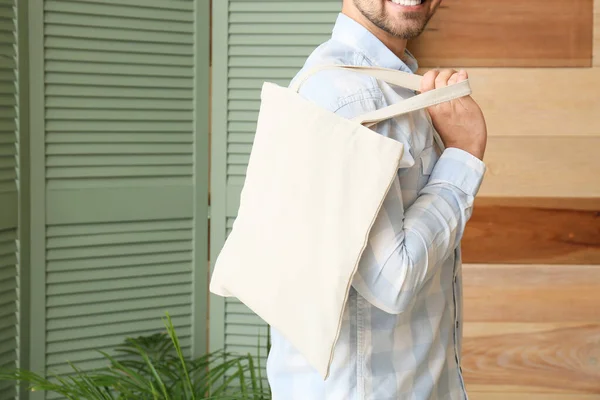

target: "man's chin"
[385,19,428,39]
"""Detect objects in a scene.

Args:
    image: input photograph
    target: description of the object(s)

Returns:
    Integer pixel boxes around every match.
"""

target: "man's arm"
[351,147,485,315]
[335,70,487,315]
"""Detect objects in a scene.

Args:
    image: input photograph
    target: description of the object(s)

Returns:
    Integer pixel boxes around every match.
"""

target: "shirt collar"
[331,13,419,74]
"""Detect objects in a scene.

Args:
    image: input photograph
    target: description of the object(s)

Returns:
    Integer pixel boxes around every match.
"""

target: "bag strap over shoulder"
[289,64,472,151]
[290,64,424,93]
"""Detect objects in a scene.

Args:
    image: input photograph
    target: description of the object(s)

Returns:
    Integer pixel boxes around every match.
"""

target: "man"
[266,1,487,399]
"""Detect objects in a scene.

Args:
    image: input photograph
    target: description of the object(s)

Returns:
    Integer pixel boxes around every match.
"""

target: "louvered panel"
[0,0,17,398]
[46,337,193,370]
[228,90,261,100]
[46,332,192,375]
[47,85,192,99]
[230,11,336,24]
[226,300,267,331]
[47,283,191,308]
[0,229,18,400]
[46,61,193,77]
[0,0,16,210]
[225,1,335,211]
[45,327,191,357]
[43,0,196,220]
[45,12,192,34]
[45,220,194,373]
[230,24,332,35]
[48,218,192,238]
[230,45,320,57]
[226,217,235,236]
[45,73,192,88]
[45,0,193,21]
[230,1,339,13]
[39,0,206,391]
[46,22,189,41]
[224,297,269,389]
[229,67,303,78]
[229,78,290,90]
[46,37,193,57]
[44,0,194,204]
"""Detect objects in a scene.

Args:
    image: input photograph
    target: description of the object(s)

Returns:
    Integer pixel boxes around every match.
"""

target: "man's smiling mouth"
[388,0,425,6]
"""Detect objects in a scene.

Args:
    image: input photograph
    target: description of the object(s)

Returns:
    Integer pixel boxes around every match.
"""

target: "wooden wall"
[410,0,600,398]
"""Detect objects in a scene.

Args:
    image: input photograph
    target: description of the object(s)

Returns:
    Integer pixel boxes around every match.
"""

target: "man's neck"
[340,9,408,62]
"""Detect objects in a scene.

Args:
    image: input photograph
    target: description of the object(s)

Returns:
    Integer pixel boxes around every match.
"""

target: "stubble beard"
[354,0,433,39]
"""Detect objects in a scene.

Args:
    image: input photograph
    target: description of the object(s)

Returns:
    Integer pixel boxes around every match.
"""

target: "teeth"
[391,0,423,5]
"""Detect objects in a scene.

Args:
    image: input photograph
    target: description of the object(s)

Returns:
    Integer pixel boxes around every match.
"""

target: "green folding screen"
[21,1,210,399]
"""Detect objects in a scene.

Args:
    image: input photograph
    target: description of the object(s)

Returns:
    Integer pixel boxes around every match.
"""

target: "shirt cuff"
[428,147,487,196]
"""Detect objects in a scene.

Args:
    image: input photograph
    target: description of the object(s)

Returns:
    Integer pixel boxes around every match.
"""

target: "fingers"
[448,71,460,86]
[421,69,468,92]
[455,69,468,83]
[420,70,439,93]
[435,69,456,88]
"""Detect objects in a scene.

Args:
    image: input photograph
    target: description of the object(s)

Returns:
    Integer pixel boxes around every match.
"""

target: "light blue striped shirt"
[266,13,486,400]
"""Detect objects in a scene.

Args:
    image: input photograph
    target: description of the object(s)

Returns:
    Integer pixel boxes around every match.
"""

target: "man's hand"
[420,69,487,160]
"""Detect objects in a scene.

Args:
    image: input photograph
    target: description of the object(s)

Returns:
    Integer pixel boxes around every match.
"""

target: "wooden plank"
[462,322,600,394]
[463,201,599,264]
[462,264,600,395]
[478,137,600,198]
[595,0,600,66]
[416,69,600,138]
[475,197,600,211]
[408,0,593,67]
[464,322,597,338]
[463,264,600,322]
[468,390,600,400]
[467,69,600,138]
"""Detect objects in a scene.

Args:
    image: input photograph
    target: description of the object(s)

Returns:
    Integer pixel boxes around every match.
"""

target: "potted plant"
[0,313,271,399]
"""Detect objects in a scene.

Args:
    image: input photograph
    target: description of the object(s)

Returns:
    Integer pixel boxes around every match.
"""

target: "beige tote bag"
[209,65,471,379]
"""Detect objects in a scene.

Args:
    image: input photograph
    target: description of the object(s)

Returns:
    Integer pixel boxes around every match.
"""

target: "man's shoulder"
[290,39,384,116]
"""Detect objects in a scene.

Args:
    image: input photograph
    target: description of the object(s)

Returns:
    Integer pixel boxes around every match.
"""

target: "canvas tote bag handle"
[290,64,473,150]
[290,64,425,93]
